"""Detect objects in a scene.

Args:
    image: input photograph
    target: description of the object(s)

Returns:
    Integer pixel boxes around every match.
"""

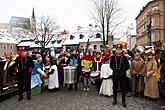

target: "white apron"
[48,65,59,89]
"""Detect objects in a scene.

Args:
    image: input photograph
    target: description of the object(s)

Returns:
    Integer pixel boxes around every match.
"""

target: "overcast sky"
[0,0,150,33]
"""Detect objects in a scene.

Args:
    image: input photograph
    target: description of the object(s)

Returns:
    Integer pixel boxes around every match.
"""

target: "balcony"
[147,10,161,16]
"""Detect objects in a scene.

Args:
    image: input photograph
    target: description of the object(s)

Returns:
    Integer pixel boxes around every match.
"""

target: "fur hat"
[116,44,123,50]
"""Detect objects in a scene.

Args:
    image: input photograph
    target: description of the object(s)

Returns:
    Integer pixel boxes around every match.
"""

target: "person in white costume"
[48,60,59,90]
[99,57,113,96]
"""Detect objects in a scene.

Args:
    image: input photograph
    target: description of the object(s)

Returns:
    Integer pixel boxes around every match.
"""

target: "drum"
[90,71,100,80]
[82,68,90,79]
[63,66,77,84]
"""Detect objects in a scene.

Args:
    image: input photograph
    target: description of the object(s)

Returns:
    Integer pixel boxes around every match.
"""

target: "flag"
[147,16,152,38]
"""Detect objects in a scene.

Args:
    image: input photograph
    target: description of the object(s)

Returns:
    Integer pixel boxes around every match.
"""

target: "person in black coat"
[160,43,165,87]
[15,48,34,101]
[110,44,130,108]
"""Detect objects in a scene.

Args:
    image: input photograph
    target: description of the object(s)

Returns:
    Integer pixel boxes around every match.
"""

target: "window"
[94,45,97,49]
[70,35,75,40]
[10,45,13,49]
[79,34,84,39]
[100,45,104,52]
[151,17,155,27]
[4,52,6,56]
[96,33,101,38]
[57,40,62,44]
[3,44,6,49]
[156,17,160,26]
[151,31,155,42]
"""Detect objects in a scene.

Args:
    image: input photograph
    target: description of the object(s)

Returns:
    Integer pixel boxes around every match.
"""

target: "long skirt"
[99,78,113,96]
[31,85,41,96]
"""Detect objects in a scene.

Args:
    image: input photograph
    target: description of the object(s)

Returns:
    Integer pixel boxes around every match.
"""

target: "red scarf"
[82,55,93,61]
[115,53,123,56]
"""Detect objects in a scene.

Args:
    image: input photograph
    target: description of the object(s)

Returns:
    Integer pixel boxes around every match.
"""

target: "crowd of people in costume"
[2,42,165,108]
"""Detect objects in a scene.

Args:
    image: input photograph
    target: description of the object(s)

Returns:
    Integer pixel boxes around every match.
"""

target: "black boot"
[140,91,144,98]
[18,94,23,101]
[135,92,139,97]
[112,100,117,105]
[27,89,31,100]
[75,83,78,90]
[122,102,127,108]
[68,84,73,90]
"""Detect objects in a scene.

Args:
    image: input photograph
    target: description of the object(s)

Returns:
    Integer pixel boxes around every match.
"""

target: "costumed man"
[110,44,130,108]
[144,48,159,99]
[66,49,78,90]
[130,52,145,97]
[81,50,93,91]
[3,54,15,89]
[92,52,103,92]
[58,53,67,88]
[31,54,47,96]
[160,43,165,87]
[15,47,34,101]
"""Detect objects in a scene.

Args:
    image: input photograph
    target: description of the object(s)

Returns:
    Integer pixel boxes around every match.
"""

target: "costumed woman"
[99,56,113,96]
[31,54,47,96]
[3,54,16,89]
[81,50,93,91]
[144,48,159,99]
[48,60,59,91]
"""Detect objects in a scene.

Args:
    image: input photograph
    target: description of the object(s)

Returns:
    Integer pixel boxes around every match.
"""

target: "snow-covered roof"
[0,32,17,44]
[17,41,32,46]
[62,31,103,46]
[30,42,42,48]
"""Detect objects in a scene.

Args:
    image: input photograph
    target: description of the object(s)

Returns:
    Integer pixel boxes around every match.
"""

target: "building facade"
[10,16,30,34]
[136,0,165,46]
[128,35,137,50]
[0,23,9,33]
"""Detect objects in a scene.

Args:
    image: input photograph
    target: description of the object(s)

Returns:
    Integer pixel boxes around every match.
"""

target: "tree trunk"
[102,25,105,46]
[106,21,109,45]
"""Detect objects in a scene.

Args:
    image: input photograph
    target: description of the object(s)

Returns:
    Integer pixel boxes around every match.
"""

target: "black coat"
[110,55,130,79]
[160,50,165,70]
[15,56,34,74]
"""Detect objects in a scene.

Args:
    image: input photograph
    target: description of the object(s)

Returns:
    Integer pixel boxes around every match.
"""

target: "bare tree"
[32,15,59,49]
[90,0,125,47]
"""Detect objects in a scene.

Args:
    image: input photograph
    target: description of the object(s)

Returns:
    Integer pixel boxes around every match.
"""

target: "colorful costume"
[144,48,159,98]
[130,53,145,97]
[15,50,33,101]
[81,52,93,91]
